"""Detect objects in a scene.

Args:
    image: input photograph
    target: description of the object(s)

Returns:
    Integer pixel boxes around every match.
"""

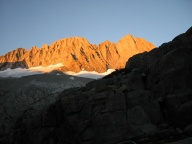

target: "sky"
[0,0,191,56]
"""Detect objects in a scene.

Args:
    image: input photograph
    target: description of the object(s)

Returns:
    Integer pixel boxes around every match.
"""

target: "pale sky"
[0,0,191,56]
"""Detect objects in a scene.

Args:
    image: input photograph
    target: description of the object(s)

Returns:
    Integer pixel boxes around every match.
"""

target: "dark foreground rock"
[2,27,192,144]
[0,74,92,144]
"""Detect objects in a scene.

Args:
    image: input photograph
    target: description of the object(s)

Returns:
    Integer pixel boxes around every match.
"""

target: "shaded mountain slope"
[10,27,192,144]
[0,73,93,144]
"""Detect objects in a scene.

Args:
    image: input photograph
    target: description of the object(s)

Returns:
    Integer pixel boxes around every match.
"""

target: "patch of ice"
[0,63,115,79]
[69,77,75,80]
[0,63,64,78]
[0,68,42,78]
[29,63,64,72]
[65,69,115,79]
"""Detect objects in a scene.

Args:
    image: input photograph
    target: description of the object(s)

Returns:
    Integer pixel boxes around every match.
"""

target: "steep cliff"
[0,35,155,72]
[10,27,192,144]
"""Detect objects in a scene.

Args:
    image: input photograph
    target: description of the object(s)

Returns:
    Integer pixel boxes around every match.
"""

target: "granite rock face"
[10,27,192,144]
[1,28,192,144]
[0,35,154,72]
[13,82,162,144]
[126,27,192,129]
[0,74,92,144]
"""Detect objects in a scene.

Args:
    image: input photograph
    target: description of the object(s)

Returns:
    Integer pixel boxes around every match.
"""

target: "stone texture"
[0,35,155,72]
[2,27,192,144]
[0,74,92,144]
[11,66,164,144]
[13,86,161,144]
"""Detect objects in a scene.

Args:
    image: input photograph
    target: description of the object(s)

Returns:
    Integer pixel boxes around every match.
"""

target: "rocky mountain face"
[8,27,192,144]
[0,73,93,144]
[0,35,154,72]
[1,27,192,144]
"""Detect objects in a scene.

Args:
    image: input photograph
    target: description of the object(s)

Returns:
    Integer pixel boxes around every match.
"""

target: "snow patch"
[69,77,75,80]
[0,63,115,79]
[29,63,64,72]
[0,68,42,78]
[0,63,64,78]
[65,69,115,79]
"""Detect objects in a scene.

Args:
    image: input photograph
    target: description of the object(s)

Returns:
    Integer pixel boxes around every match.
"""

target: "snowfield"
[65,69,115,79]
[0,63,115,79]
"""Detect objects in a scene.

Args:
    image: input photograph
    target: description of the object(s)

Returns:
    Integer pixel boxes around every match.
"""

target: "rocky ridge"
[0,35,154,72]
[9,27,192,144]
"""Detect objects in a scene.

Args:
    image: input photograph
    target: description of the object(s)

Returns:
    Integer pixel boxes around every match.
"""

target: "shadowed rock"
[1,27,192,144]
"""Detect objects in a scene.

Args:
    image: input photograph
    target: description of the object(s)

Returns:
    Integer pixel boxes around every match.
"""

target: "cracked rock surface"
[1,27,192,144]
[0,73,92,144]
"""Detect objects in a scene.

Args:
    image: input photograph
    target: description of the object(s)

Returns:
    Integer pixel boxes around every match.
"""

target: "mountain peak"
[0,34,155,72]
[99,40,115,45]
[120,34,134,40]
[30,46,38,50]
[56,36,91,47]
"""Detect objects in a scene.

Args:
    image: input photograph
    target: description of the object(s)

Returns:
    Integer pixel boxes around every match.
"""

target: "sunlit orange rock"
[0,35,155,72]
